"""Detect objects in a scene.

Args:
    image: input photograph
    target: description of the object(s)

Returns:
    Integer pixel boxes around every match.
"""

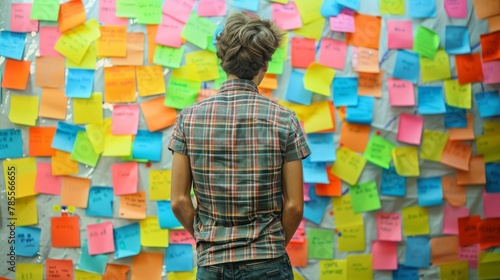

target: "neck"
[227,72,264,86]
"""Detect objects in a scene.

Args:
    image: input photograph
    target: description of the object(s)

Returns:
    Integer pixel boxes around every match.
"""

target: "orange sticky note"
[103,264,130,280]
[440,140,472,171]
[104,66,137,103]
[353,47,380,73]
[29,126,57,156]
[315,171,342,196]
[52,150,79,176]
[291,37,316,68]
[340,122,370,153]
[97,26,127,57]
[431,236,460,266]
[111,32,145,66]
[286,239,308,267]
[119,191,147,219]
[442,176,466,207]
[259,74,278,90]
[449,113,474,141]
[146,24,158,65]
[473,0,500,19]
[455,54,484,84]
[458,215,480,247]
[58,0,86,32]
[140,96,177,132]
[358,71,383,97]
[1,58,31,90]
[51,216,80,247]
[131,253,164,280]
[46,259,74,280]
[457,155,486,185]
[135,65,166,97]
[480,31,500,62]
[36,56,65,88]
[39,88,68,120]
[478,218,500,249]
[60,176,90,208]
[346,13,381,49]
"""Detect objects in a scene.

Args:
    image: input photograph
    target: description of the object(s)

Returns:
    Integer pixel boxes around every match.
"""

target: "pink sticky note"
[459,244,478,269]
[99,0,128,26]
[303,183,310,201]
[376,212,402,242]
[444,0,468,19]
[388,78,415,106]
[329,8,355,33]
[169,229,196,245]
[87,222,115,255]
[112,104,140,135]
[162,0,196,23]
[111,162,138,195]
[483,190,500,218]
[372,241,398,270]
[198,0,226,16]
[155,14,184,48]
[482,60,500,84]
[271,2,302,30]
[35,162,62,195]
[39,26,63,58]
[319,38,347,70]
[11,4,39,33]
[387,20,413,49]
[397,113,423,145]
[443,205,470,235]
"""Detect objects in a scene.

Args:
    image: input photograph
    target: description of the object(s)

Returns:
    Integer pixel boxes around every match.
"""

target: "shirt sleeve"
[167,111,188,155]
[284,113,311,162]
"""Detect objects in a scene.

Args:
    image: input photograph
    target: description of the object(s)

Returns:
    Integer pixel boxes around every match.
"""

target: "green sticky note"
[116,0,137,18]
[71,131,100,167]
[307,228,334,259]
[31,0,60,21]
[380,0,405,15]
[414,26,440,59]
[350,181,382,214]
[214,65,227,90]
[165,78,201,109]
[364,135,395,169]
[154,45,184,68]
[181,13,217,49]
[136,0,162,24]
[268,46,286,75]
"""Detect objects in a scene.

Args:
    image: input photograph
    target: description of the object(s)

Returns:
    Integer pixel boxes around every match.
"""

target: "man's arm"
[170,152,195,237]
[281,159,304,247]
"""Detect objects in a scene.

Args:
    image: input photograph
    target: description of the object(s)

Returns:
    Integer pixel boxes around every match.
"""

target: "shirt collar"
[217,79,259,94]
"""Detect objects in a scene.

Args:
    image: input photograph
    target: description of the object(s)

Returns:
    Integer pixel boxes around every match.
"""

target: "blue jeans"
[196,254,293,280]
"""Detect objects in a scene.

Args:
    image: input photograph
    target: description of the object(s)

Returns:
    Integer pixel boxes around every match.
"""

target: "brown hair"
[215,12,284,80]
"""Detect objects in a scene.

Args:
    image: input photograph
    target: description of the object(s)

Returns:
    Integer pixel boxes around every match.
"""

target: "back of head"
[216,12,284,80]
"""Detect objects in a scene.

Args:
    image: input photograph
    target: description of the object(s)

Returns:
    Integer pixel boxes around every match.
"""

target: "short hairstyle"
[215,12,284,80]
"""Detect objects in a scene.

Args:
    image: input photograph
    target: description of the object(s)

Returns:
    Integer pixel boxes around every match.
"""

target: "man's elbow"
[285,202,304,217]
[170,197,188,214]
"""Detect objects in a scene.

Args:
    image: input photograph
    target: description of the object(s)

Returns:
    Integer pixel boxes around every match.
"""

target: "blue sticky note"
[15,227,41,257]
[285,70,313,106]
[51,122,85,153]
[304,185,331,224]
[445,26,470,54]
[86,187,114,217]
[132,130,163,161]
[404,236,431,268]
[0,31,26,60]
[158,201,182,229]
[393,264,419,280]
[475,90,500,118]
[321,0,342,17]
[409,0,436,18]
[303,157,329,184]
[486,163,500,193]
[417,177,443,206]
[337,0,360,11]
[333,77,358,107]
[443,105,467,128]
[346,96,374,125]
[66,69,94,98]
[381,166,406,197]
[417,86,446,115]
[308,133,336,163]
[232,0,259,12]
[114,223,141,259]
[77,239,108,274]
[0,129,23,159]
[165,244,194,272]
[393,50,420,84]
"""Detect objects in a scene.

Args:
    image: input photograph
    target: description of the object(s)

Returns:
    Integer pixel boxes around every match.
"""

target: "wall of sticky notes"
[1,0,500,279]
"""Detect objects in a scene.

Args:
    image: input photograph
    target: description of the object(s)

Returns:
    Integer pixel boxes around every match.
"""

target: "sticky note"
[66,42,97,69]
[381,166,406,196]
[111,104,140,135]
[181,13,217,49]
[480,31,500,62]
[294,0,323,24]
[291,37,316,68]
[39,26,62,57]
[457,155,486,185]
[346,254,372,280]
[60,176,90,208]
[46,259,74,280]
[418,86,446,114]
[416,177,443,206]
[303,158,329,184]
[393,264,419,280]
[114,223,141,259]
[402,205,430,236]
[87,222,115,255]
[73,93,103,125]
[12,196,37,226]
[163,0,196,23]
[16,263,44,280]
[372,241,397,270]
[376,212,401,241]
[397,113,423,145]
[329,8,355,33]
[476,133,500,163]
[380,0,404,15]
[304,62,335,97]
[155,15,184,48]
[157,201,182,229]
[330,147,367,185]
[410,0,436,17]
[392,147,420,177]
[445,25,471,54]
[15,226,41,257]
[31,0,59,21]
[459,244,478,269]
[350,180,382,214]
[77,239,108,275]
[111,32,144,66]
[86,187,114,218]
[458,215,481,247]
[320,0,342,17]
[285,70,313,106]
[51,122,85,153]
[3,157,37,199]
[393,50,420,84]
[135,66,166,97]
[149,170,171,201]
[478,252,500,279]
[3,59,31,91]
[319,259,346,280]
[185,50,219,82]
[119,191,147,219]
[96,26,127,57]
[140,96,177,132]
[136,0,162,24]
[353,47,380,73]
[307,228,334,259]
[431,236,460,266]
[441,140,472,171]
[445,0,468,18]
[387,20,413,49]
[337,222,365,252]
[339,122,370,153]
[131,252,164,279]
[0,31,26,61]
[0,129,23,159]
[71,130,100,167]
[314,171,341,197]
[165,244,194,272]
[307,133,336,162]
[440,261,469,280]
[387,78,415,106]
[169,229,195,245]
[444,105,467,128]
[304,185,331,224]
[52,150,79,176]
[103,134,132,157]
[405,236,431,268]
[140,216,169,247]
[268,45,286,75]
[486,163,500,193]
[34,162,61,195]
[456,53,484,84]
[422,49,452,82]
[332,194,363,227]
[345,96,373,125]
[55,19,101,64]
[318,38,347,70]
[286,240,308,267]
[103,66,137,103]
[198,0,226,16]
[482,60,500,84]
[9,95,39,126]
[66,69,94,98]
[443,204,470,235]
[420,130,449,162]
[483,190,500,218]
[271,2,302,30]
[111,162,138,195]
[98,0,128,26]
[11,3,39,32]
[36,56,65,89]
[58,0,86,32]
[39,88,68,120]
[51,216,80,247]
[413,26,440,59]
[476,90,500,118]
[445,79,472,109]
[346,13,381,49]
[333,77,358,106]
[295,16,325,41]
[131,130,162,161]
[442,176,467,207]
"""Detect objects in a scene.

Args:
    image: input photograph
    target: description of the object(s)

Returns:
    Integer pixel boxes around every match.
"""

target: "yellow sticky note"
[73,93,103,124]
[140,216,169,247]
[338,222,365,252]
[392,146,420,177]
[347,254,373,280]
[420,130,449,162]
[185,50,220,82]
[484,121,500,135]
[76,269,102,280]
[294,17,325,41]
[172,63,201,82]
[149,170,171,200]
[103,134,132,156]
[303,101,334,133]
[293,269,306,280]
[294,0,323,24]
[476,133,500,163]
[136,65,166,97]
[444,79,471,109]
[53,205,61,212]
[168,269,197,280]
[380,0,405,15]
[270,0,289,3]
[66,43,97,70]
[420,50,452,82]
[479,252,500,280]
[3,157,37,198]
[9,95,39,126]
[304,62,336,96]
[15,196,38,226]
[440,261,468,280]
[332,194,363,227]
[85,120,109,155]
[402,205,430,236]
[16,263,44,280]
[55,19,101,64]
[331,147,367,185]
[320,260,347,280]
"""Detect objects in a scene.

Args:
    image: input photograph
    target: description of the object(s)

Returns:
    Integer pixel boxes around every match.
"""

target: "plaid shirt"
[168,79,310,266]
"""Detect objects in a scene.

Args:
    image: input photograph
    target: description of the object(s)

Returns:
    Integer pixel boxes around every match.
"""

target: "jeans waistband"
[235,254,287,269]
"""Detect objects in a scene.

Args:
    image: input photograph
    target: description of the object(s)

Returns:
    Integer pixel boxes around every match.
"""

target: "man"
[168,12,311,280]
